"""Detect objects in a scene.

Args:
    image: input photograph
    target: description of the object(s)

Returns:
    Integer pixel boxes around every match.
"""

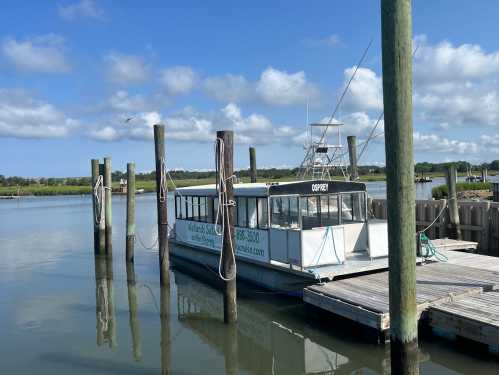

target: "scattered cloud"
[203,74,253,102]
[2,34,70,74]
[58,0,104,21]
[413,132,478,154]
[106,90,147,112]
[341,67,383,112]
[0,89,77,138]
[204,67,319,106]
[305,34,343,48]
[105,52,148,85]
[160,66,197,95]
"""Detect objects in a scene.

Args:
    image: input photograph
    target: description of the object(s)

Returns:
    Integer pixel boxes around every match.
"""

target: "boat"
[415,176,432,183]
[170,180,389,294]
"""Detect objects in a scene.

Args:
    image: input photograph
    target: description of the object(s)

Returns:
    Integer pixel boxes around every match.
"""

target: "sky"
[2,0,499,177]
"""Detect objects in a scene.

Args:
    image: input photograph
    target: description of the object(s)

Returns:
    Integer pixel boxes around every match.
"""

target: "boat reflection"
[173,268,388,374]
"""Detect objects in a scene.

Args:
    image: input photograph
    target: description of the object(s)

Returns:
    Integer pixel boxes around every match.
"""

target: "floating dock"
[303,249,499,350]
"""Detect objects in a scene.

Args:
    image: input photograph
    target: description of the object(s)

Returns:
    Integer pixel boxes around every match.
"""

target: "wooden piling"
[446,164,462,240]
[91,159,100,252]
[381,0,418,371]
[126,162,136,262]
[216,130,237,324]
[249,146,257,183]
[347,136,358,181]
[104,157,112,254]
[154,124,169,285]
[98,163,106,253]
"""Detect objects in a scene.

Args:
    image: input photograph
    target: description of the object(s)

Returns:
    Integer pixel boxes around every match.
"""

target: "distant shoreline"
[0,172,496,197]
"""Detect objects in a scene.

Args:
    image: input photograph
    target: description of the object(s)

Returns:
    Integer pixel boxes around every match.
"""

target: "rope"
[135,230,159,250]
[159,157,168,203]
[214,137,237,282]
[93,175,104,224]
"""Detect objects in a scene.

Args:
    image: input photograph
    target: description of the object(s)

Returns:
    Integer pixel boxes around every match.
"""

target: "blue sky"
[1,0,499,177]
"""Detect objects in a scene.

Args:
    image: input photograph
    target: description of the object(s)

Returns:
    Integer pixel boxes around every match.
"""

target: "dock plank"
[429,290,499,348]
[304,262,499,333]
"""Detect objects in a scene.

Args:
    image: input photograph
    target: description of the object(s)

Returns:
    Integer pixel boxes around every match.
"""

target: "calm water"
[1,192,499,374]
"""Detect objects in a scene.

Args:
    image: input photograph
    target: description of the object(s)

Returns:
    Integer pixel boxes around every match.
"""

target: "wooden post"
[446,164,462,240]
[347,136,358,181]
[98,163,106,253]
[217,130,237,324]
[154,124,169,284]
[104,157,113,254]
[249,146,257,183]
[481,168,488,182]
[126,163,136,262]
[126,262,142,361]
[381,0,418,373]
[91,159,100,252]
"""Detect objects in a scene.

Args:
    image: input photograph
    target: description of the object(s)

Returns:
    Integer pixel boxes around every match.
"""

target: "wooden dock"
[429,290,499,349]
[303,251,499,350]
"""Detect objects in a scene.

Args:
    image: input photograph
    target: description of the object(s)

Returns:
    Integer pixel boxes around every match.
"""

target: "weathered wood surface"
[429,290,499,348]
[304,262,499,332]
[371,199,499,255]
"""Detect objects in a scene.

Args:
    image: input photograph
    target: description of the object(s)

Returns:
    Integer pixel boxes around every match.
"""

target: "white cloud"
[160,66,197,95]
[256,67,319,106]
[58,0,104,21]
[342,67,383,112]
[204,67,320,106]
[203,74,254,102]
[107,90,147,112]
[2,34,70,73]
[105,52,148,85]
[304,34,343,48]
[89,125,120,141]
[0,89,77,138]
[413,132,478,155]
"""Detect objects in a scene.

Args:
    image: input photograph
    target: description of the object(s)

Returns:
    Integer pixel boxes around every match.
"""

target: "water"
[1,192,499,374]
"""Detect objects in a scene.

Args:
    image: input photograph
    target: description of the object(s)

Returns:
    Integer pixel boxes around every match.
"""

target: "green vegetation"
[432,182,492,199]
[1,159,498,197]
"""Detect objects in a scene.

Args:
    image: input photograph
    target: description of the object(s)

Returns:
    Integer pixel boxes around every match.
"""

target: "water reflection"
[94,255,117,349]
[126,263,142,361]
[174,269,380,374]
[160,279,171,375]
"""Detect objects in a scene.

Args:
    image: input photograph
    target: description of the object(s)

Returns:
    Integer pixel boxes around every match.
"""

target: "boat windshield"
[270,192,366,230]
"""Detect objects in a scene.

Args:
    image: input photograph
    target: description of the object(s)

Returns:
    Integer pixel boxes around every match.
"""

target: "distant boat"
[465,175,483,183]
[415,176,432,183]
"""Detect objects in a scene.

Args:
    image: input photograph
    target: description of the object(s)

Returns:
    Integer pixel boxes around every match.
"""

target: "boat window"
[199,196,206,222]
[180,196,186,219]
[207,197,214,223]
[213,197,219,224]
[175,196,181,219]
[257,197,268,229]
[341,192,366,223]
[319,194,339,226]
[187,196,193,219]
[247,197,257,228]
[271,196,299,229]
[237,197,247,227]
[192,196,199,221]
[301,196,320,229]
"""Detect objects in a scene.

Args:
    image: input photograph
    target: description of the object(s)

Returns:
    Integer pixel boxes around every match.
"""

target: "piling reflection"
[94,255,117,350]
[126,262,142,361]
[160,278,171,375]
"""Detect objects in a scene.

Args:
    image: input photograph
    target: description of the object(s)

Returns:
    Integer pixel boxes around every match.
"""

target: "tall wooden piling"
[98,163,106,253]
[104,157,113,254]
[126,162,136,262]
[249,147,257,183]
[381,0,418,373]
[481,168,488,182]
[347,136,358,181]
[446,164,462,240]
[154,124,169,285]
[91,159,100,252]
[216,130,237,324]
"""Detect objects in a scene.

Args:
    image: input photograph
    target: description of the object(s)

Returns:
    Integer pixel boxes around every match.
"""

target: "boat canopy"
[175,180,366,197]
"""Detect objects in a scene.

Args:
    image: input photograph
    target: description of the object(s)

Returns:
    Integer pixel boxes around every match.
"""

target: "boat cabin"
[173,180,388,271]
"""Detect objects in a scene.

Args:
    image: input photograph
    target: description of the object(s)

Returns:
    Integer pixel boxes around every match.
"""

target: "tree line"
[1,160,498,187]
